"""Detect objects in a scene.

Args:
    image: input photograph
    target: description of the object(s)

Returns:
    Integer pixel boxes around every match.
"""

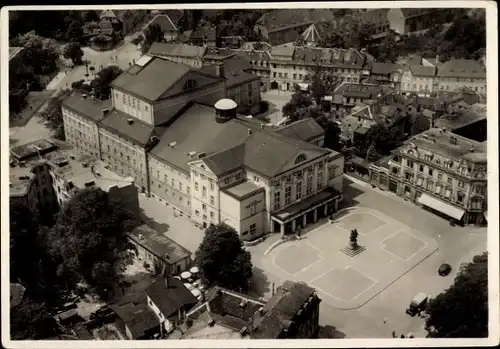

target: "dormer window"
[183,79,198,90]
[295,153,307,164]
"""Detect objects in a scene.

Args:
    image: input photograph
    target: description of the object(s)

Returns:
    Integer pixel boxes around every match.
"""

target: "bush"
[259,101,269,114]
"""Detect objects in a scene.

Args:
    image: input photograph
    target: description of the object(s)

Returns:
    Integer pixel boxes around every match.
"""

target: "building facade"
[369,128,487,225]
[436,59,487,94]
[148,43,206,68]
[269,46,371,91]
[401,65,437,96]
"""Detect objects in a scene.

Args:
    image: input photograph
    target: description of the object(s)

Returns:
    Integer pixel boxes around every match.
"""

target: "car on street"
[438,263,452,276]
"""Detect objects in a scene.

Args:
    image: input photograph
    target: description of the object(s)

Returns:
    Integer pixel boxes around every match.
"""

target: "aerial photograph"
[4,4,494,344]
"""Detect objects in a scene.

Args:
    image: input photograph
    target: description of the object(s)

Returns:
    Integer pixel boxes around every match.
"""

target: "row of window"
[242,223,257,236]
[272,64,359,75]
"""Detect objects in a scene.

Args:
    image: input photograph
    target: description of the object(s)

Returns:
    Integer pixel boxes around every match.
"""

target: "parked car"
[406,293,429,316]
[438,263,452,276]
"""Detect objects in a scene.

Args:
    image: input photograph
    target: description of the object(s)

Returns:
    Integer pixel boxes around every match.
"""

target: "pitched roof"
[252,281,315,339]
[150,103,329,178]
[200,65,258,88]
[258,9,335,34]
[128,224,191,264]
[145,277,197,318]
[270,45,295,58]
[409,65,436,77]
[434,108,486,131]
[189,26,217,42]
[143,14,177,33]
[437,59,486,78]
[371,62,403,75]
[220,55,253,72]
[274,118,325,142]
[111,56,193,102]
[62,95,112,123]
[110,295,159,339]
[100,109,163,147]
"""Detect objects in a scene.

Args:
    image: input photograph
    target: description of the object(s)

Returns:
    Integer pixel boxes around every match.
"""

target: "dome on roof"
[214,98,237,111]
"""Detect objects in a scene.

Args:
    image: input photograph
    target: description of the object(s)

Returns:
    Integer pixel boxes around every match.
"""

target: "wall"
[219,191,241,232]
[62,106,101,158]
[99,128,149,191]
[238,190,266,240]
[112,89,154,124]
[227,79,261,114]
[149,156,191,214]
[156,54,203,68]
[190,162,220,227]
[437,76,486,94]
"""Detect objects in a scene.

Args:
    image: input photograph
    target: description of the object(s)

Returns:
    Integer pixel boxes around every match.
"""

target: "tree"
[425,252,488,338]
[84,10,100,23]
[90,65,123,100]
[63,42,84,65]
[47,188,138,298]
[9,10,68,40]
[141,23,165,54]
[306,66,343,105]
[195,223,253,291]
[66,20,84,43]
[282,85,315,122]
[10,300,57,340]
[39,89,71,140]
[14,33,59,75]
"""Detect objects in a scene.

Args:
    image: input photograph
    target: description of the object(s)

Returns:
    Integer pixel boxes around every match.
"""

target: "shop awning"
[417,194,465,220]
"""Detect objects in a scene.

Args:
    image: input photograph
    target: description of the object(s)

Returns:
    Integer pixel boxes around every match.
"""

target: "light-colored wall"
[227,79,261,114]
[190,162,220,226]
[387,9,406,34]
[62,106,101,158]
[156,54,203,68]
[99,128,148,190]
[437,76,486,94]
[146,294,173,333]
[112,89,154,124]
[401,72,435,94]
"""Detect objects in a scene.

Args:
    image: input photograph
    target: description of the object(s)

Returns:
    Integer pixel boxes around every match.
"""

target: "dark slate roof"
[290,47,366,69]
[145,277,197,318]
[409,65,436,77]
[150,104,329,178]
[437,59,486,79]
[62,95,112,123]
[128,224,191,264]
[149,42,206,59]
[274,118,325,142]
[99,109,162,147]
[252,281,315,339]
[143,14,177,33]
[111,56,192,102]
[110,295,159,339]
[201,65,258,88]
[189,26,217,42]
[371,62,403,75]
[434,109,486,130]
[257,9,335,34]
[219,55,253,72]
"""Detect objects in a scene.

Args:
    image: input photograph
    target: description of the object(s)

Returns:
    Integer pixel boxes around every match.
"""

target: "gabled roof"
[409,65,436,77]
[270,45,295,58]
[111,295,159,339]
[62,94,112,123]
[371,62,403,75]
[257,9,335,34]
[143,14,177,33]
[274,118,325,142]
[437,59,486,79]
[148,42,206,59]
[111,56,216,102]
[200,65,258,88]
[145,277,197,318]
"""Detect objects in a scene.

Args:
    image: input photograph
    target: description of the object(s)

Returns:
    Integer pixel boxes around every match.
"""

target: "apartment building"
[436,59,487,94]
[232,49,272,89]
[269,46,371,91]
[9,139,59,224]
[148,42,206,68]
[401,65,437,96]
[201,47,236,66]
[142,14,179,42]
[369,128,487,225]
[330,83,392,114]
[255,9,335,46]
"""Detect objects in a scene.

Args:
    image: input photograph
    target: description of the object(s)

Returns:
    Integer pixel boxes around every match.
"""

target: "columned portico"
[271,187,342,238]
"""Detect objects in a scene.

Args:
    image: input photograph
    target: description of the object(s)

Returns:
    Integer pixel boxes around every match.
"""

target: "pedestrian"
[383,317,388,324]
[391,331,396,338]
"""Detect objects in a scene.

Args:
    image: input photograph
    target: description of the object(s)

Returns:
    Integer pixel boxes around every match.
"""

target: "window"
[172,179,175,187]
[235,172,241,180]
[179,197,184,203]
[445,188,452,198]
[250,224,256,235]
[274,191,280,210]
[317,171,324,190]
[426,180,433,191]
[428,168,433,176]
[474,186,486,195]
[210,211,215,219]
[224,177,231,184]
[404,172,413,181]
[419,165,424,172]
[417,177,423,186]
[437,173,442,180]
[179,183,183,191]
[187,186,190,195]
[202,186,207,197]
[202,204,207,211]
[457,192,464,203]
[406,159,414,168]
[296,181,302,200]
[203,214,207,220]
[195,182,199,191]
[210,180,215,190]
[285,186,292,205]
[254,176,259,182]
[328,165,336,179]
[183,79,198,90]
[471,199,483,209]
[392,167,399,175]
[447,177,452,184]
[435,184,442,195]
[458,180,465,188]
[210,195,215,205]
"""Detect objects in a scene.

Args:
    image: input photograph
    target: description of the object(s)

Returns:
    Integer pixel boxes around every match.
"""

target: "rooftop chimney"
[102,108,110,116]
[215,62,225,78]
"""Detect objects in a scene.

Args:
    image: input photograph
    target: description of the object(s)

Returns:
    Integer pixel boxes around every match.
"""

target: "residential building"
[401,65,437,96]
[201,64,261,114]
[330,83,392,114]
[183,280,320,339]
[112,295,162,340]
[387,8,454,34]
[368,62,404,89]
[270,46,372,91]
[9,139,60,224]
[62,56,342,242]
[145,276,198,334]
[239,42,272,51]
[142,14,179,42]
[232,49,272,89]
[201,47,236,66]
[255,9,335,46]
[434,103,487,143]
[99,9,148,37]
[177,26,217,47]
[369,128,487,225]
[147,43,206,68]
[127,224,192,275]
[436,59,487,93]
[220,36,245,49]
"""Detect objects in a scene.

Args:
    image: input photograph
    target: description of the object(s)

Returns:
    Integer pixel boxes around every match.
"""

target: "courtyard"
[261,206,438,309]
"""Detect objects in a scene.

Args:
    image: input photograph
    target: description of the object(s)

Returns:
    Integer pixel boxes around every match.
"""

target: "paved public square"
[262,206,438,309]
